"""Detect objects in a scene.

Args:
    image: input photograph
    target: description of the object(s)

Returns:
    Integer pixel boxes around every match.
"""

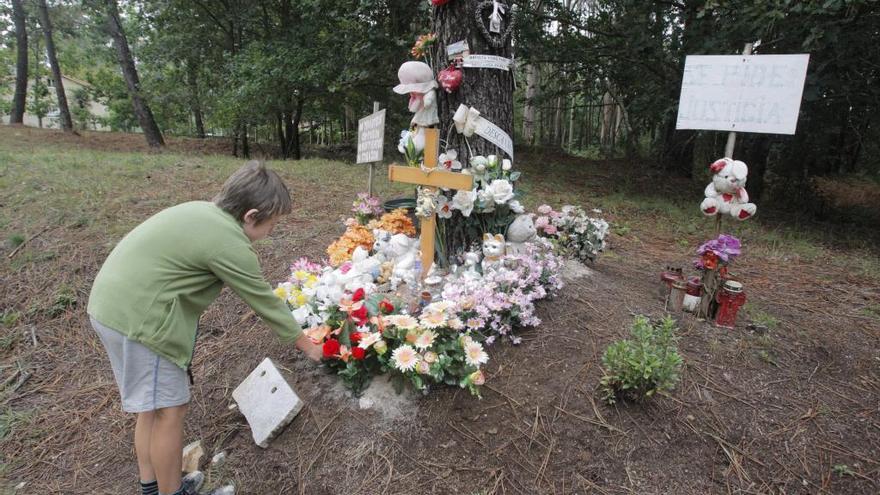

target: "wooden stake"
[367,101,380,196]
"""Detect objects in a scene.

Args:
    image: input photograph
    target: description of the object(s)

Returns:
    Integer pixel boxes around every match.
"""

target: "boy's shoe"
[181,471,205,494]
[203,485,235,495]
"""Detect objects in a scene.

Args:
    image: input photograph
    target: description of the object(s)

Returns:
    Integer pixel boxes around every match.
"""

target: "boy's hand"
[295,334,323,362]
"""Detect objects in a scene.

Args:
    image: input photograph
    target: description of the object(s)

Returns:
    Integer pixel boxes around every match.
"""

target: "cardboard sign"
[447,40,470,60]
[356,109,386,164]
[676,54,810,135]
[463,54,512,71]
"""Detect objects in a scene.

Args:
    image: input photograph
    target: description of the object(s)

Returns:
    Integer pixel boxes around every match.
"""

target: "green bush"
[600,315,683,404]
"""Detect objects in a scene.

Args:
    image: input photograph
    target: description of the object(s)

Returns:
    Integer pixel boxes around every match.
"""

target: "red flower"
[352,288,365,302]
[352,347,366,360]
[350,305,368,324]
[379,299,394,314]
[322,338,340,358]
[350,332,362,344]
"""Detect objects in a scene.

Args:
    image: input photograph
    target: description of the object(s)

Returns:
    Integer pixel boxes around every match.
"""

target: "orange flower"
[327,224,375,266]
[367,208,416,236]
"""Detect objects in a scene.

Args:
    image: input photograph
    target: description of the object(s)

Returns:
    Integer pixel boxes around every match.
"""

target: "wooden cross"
[388,128,474,279]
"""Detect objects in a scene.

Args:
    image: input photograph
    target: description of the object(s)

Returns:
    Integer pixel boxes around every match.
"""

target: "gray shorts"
[91,316,191,413]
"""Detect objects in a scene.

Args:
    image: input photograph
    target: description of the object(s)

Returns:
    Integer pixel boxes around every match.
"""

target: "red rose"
[350,332,362,344]
[379,299,394,314]
[352,288,365,302]
[322,338,340,358]
[350,305,368,324]
[352,347,366,360]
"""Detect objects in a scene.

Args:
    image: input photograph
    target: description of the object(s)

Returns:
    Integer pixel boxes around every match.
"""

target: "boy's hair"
[214,160,292,223]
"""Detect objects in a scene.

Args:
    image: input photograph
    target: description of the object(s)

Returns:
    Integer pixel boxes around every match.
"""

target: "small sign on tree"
[356,109,386,164]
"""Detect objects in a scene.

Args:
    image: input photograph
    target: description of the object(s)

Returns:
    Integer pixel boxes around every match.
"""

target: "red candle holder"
[715,280,746,329]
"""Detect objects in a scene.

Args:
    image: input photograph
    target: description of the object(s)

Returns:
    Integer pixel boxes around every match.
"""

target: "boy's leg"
[135,411,157,482]
[152,404,188,495]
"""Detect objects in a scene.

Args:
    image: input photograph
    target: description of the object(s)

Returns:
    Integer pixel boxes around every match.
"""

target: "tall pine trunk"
[521,62,539,146]
[104,0,164,147]
[10,0,28,124]
[432,0,514,163]
[37,0,73,132]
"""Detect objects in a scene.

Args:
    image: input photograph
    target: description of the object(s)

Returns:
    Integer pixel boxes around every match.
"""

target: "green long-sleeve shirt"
[87,201,300,369]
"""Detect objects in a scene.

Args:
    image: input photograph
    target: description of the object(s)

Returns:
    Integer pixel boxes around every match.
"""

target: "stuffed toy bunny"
[700,158,757,220]
[505,214,537,254]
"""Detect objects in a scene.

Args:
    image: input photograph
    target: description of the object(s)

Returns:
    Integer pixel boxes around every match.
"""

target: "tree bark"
[432,0,514,163]
[11,0,28,124]
[37,0,73,132]
[104,0,164,147]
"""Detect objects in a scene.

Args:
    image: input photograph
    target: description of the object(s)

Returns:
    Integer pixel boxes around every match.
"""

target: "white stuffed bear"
[481,233,506,271]
[389,234,421,288]
[350,246,381,282]
[372,229,395,262]
[505,214,537,254]
[700,158,757,220]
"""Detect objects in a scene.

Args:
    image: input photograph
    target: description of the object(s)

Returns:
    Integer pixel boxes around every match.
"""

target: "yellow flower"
[273,285,289,301]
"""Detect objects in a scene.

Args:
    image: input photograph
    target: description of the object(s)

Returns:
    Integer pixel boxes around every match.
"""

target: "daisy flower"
[464,340,489,367]
[420,310,448,329]
[414,330,436,350]
[358,331,382,349]
[391,345,419,372]
[385,314,419,329]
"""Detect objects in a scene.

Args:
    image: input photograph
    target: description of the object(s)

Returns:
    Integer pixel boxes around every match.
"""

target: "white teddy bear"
[372,229,395,262]
[505,214,537,254]
[389,234,421,288]
[700,157,757,220]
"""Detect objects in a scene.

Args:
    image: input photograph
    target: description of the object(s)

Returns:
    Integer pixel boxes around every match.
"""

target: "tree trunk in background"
[37,0,74,132]
[432,0,514,164]
[11,0,28,124]
[554,96,563,147]
[568,94,575,150]
[104,0,164,147]
[522,62,539,145]
[186,62,205,138]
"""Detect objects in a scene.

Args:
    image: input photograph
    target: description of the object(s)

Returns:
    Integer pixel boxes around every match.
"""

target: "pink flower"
[544,225,558,235]
[537,204,553,215]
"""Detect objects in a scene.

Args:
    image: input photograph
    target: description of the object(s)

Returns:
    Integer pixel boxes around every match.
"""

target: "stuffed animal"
[700,158,757,220]
[372,229,395,262]
[462,251,482,280]
[481,233,506,271]
[388,234,421,288]
[393,61,439,127]
[505,214,537,254]
[350,246,381,282]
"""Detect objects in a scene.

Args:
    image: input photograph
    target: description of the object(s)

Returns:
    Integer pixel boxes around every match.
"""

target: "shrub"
[600,315,683,404]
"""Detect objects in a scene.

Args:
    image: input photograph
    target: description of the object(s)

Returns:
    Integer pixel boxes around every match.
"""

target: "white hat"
[393,61,438,94]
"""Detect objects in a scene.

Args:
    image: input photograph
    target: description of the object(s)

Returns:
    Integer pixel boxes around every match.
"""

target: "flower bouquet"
[693,234,742,318]
[535,204,609,263]
[352,193,383,225]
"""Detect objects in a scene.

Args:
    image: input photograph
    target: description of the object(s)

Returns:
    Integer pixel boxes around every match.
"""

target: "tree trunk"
[291,97,304,160]
[567,94,575,150]
[522,62,539,146]
[432,0,514,163]
[186,62,205,138]
[37,0,73,132]
[104,0,164,147]
[11,0,28,124]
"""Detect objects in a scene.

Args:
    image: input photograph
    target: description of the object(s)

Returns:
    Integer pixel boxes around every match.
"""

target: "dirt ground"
[1,127,879,494]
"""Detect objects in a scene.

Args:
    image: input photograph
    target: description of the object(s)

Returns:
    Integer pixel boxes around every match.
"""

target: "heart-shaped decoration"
[437,64,463,93]
[431,0,451,5]
[474,0,514,49]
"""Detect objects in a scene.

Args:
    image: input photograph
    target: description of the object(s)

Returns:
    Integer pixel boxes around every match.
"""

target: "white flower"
[437,196,453,219]
[397,130,410,154]
[291,306,311,325]
[439,150,462,170]
[391,345,419,372]
[478,188,496,210]
[448,317,464,330]
[420,310,448,329]
[502,159,512,171]
[464,340,489,367]
[486,179,514,204]
[358,331,382,349]
[385,314,419,329]
[452,189,476,217]
[487,155,498,168]
[509,199,524,214]
[414,329,437,350]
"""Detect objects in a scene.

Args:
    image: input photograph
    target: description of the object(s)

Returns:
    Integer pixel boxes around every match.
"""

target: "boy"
[88,161,322,495]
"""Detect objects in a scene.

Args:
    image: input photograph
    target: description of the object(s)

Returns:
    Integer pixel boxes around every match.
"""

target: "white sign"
[356,109,386,164]
[676,54,810,135]
[463,54,512,71]
[447,40,470,60]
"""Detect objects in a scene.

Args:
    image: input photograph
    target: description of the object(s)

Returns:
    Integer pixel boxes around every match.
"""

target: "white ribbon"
[489,0,506,33]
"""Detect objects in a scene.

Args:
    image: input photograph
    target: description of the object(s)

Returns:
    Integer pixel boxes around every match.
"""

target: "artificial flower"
[338,345,351,362]
[373,339,388,355]
[420,310,448,329]
[502,159,512,171]
[323,338,341,358]
[352,287,366,302]
[423,351,438,364]
[486,179,515,204]
[414,329,437,350]
[352,347,366,360]
[451,189,477,217]
[417,360,431,374]
[385,314,419,329]
[391,345,419,372]
[368,209,416,236]
[439,150,462,170]
[469,370,486,386]
[358,331,382,349]
[437,195,453,219]
[304,324,332,343]
[509,199,524,214]
[379,299,394,314]
[464,340,489,367]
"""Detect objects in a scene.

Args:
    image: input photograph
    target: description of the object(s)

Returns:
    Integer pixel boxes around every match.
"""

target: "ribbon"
[489,0,506,33]
[451,104,513,159]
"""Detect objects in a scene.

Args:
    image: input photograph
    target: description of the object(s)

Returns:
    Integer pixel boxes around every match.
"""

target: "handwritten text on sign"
[676,54,810,135]
[462,55,512,71]
[356,109,386,164]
